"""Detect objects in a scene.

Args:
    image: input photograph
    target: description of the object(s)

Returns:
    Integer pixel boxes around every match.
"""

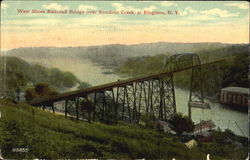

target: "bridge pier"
[116,85,131,122]
[65,99,68,118]
[76,97,79,121]
[134,81,148,123]
[93,89,116,124]
[125,84,136,122]
[42,102,55,113]
[149,78,161,120]
[161,74,176,120]
[64,98,78,119]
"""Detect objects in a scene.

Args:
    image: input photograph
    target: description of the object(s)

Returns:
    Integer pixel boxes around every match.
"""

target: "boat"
[188,101,210,109]
[102,71,113,74]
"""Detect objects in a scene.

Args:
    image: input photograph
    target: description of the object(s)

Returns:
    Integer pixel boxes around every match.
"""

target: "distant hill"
[3,42,233,68]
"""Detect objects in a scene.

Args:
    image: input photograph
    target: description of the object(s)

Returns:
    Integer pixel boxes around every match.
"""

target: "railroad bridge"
[29,53,224,124]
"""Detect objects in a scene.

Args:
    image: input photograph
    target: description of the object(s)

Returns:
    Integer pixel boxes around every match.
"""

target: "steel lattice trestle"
[37,75,177,124]
[147,75,176,121]
[29,56,224,124]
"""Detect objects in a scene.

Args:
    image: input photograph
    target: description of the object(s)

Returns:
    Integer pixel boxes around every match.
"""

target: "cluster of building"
[155,119,216,148]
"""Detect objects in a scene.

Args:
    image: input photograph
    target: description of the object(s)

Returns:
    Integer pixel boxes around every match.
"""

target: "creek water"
[28,57,248,137]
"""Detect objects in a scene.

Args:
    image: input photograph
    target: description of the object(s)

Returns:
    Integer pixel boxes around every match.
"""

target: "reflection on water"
[28,57,248,137]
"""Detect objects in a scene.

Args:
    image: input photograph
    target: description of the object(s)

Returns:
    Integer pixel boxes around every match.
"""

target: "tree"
[34,83,50,96]
[222,52,248,88]
[78,81,91,89]
[25,83,58,101]
[25,88,38,101]
[0,56,30,98]
[169,112,194,135]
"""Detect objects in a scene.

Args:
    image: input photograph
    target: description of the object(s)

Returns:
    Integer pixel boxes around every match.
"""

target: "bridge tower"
[163,53,204,119]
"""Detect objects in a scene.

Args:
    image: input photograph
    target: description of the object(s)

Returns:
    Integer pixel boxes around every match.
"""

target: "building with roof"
[220,87,249,108]
[155,120,176,134]
[184,139,198,149]
[193,120,216,135]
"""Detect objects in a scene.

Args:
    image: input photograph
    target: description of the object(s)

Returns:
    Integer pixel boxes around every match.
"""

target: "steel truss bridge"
[29,53,224,124]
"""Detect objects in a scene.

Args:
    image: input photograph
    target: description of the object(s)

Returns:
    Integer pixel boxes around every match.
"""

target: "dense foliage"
[220,53,248,88]
[169,112,195,135]
[115,54,167,77]
[115,45,248,93]
[25,83,58,101]
[0,56,90,98]
[197,44,248,88]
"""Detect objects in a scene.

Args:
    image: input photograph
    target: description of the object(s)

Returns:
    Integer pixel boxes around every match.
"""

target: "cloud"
[180,7,197,15]
[112,3,138,11]
[42,3,68,10]
[161,2,178,7]
[200,8,239,17]
[155,19,198,26]
[78,5,96,10]
[180,7,239,18]
[1,3,9,9]
[112,3,156,12]
[186,15,218,21]
[143,6,156,11]
[224,2,249,10]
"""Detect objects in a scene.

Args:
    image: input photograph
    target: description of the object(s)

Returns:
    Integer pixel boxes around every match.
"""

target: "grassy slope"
[0,99,246,159]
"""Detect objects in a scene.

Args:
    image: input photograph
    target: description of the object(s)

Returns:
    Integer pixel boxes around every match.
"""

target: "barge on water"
[220,87,249,111]
[189,101,210,109]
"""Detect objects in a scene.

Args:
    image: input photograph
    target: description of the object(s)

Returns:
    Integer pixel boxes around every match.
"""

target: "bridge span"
[29,56,224,124]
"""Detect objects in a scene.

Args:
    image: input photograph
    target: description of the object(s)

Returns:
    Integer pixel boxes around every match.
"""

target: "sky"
[1,1,249,50]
